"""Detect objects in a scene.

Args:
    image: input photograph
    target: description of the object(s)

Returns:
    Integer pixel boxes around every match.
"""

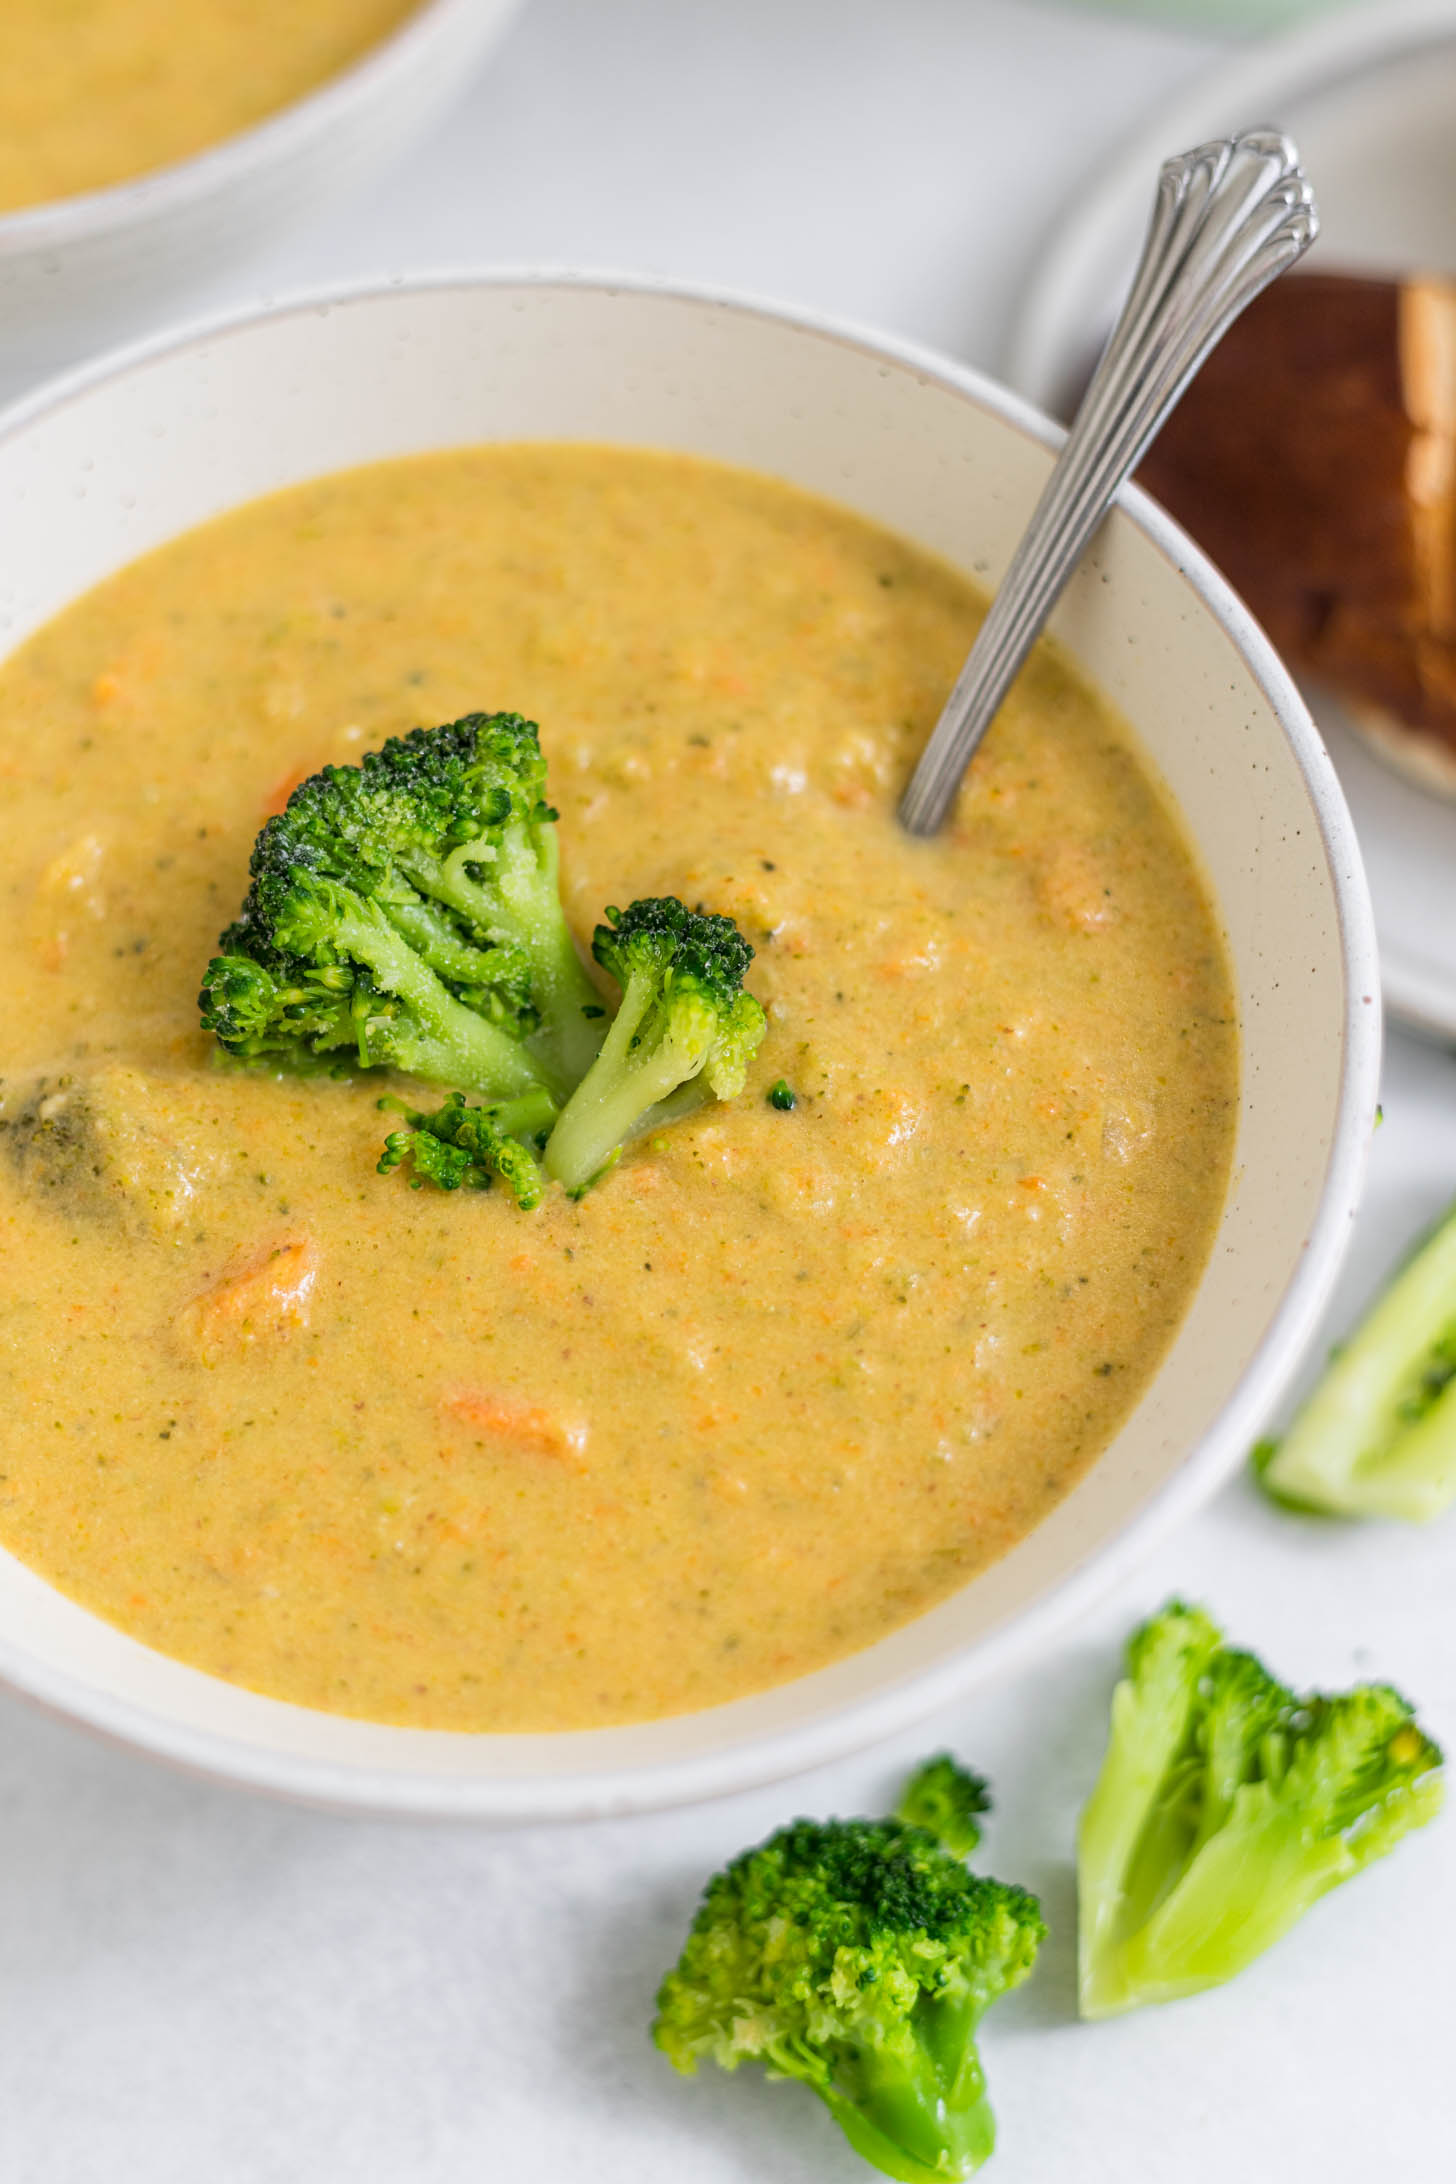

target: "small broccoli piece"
[2,1074,109,1210]
[1077,1600,1445,2019]
[376,1089,553,1210]
[766,1078,797,1111]
[1256,1198,1456,1521]
[654,1816,1043,2182]
[199,713,603,1100]
[543,897,767,1194]
[896,1755,991,1859]
[0,1068,213,1233]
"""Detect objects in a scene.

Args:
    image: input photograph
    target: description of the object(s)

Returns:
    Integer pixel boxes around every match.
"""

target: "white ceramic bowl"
[0,0,524,395]
[0,276,1381,1818]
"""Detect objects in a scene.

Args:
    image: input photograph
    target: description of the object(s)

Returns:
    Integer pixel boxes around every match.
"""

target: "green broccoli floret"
[896,1755,991,1859]
[199,713,603,1100]
[542,897,767,1194]
[376,1089,555,1210]
[1077,1600,1445,2019]
[1255,1198,1456,1521]
[653,1816,1044,2182]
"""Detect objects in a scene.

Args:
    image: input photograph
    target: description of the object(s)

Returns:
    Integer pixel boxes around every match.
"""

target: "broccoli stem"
[542,982,705,1190]
[378,891,523,993]
[405,828,603,1088]
[1096,1795,1352,2016]
[494,824,604,1083]
[1077,1632,1214,1996]
[523,923,607,1088]
[637,1078,715,1136]
[332,895,545,1100]
[484,1087,559,1142]
[1260,1198,1456,1519]
[822,2035,995,2184]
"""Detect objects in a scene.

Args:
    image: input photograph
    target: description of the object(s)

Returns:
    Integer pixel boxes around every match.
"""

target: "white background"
[2,4,1453,2179]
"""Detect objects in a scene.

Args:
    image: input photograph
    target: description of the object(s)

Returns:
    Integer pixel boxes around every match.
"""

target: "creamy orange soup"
[0,0,423,213]
[0,446,1236,1730]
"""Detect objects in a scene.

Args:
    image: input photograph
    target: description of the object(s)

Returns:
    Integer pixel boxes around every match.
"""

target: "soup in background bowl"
[0,278,1379,1817]
[0,0,427,213]
[0,0,523,393]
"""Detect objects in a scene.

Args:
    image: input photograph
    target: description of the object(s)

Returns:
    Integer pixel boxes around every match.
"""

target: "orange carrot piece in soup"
[440,1390,589,1468]
[179,1235,320,1360]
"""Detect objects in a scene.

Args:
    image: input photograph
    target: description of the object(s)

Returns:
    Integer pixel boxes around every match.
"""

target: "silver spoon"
[899,127,1319,837]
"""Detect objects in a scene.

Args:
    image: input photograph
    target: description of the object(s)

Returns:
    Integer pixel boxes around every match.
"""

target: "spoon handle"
[898,128,1318,837]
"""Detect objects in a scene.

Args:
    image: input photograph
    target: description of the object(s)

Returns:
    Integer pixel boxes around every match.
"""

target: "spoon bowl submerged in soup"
[0,442,1237,1733]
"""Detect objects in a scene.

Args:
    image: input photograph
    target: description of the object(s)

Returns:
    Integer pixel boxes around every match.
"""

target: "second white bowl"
[0,0,524,395]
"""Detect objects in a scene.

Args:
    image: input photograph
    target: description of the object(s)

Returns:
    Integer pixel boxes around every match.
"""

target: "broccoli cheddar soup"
[0,0,423,213]
[0,447,1237,1731]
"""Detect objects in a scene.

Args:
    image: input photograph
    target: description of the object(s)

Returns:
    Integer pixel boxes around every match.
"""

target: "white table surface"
[2,4,1453,2179]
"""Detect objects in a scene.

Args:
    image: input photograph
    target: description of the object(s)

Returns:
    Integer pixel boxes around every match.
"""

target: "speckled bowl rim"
[0,273,1382,1817]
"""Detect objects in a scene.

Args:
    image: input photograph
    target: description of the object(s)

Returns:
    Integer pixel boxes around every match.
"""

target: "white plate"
[1004,0,1456,1042]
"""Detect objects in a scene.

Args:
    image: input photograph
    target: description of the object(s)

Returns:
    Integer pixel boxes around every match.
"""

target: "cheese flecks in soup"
[0,0,423,213]
[0,447,1237,1731]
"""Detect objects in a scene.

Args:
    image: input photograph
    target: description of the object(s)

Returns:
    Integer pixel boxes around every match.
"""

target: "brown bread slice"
[1137,269,1456,791]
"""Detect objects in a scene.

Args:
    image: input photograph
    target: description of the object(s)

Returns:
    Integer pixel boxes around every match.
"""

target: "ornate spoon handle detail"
[898,128,1318,837]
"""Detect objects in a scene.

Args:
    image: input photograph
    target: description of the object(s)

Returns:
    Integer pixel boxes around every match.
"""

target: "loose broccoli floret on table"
[896,1754,991,1859]
[1255,1198,1456,1521]
[376,1089,554,1211]
[653,1814,1043,2182]
[1077,1600,1444,2019]
[199,712,603,1101]
[543,897,767,1194]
